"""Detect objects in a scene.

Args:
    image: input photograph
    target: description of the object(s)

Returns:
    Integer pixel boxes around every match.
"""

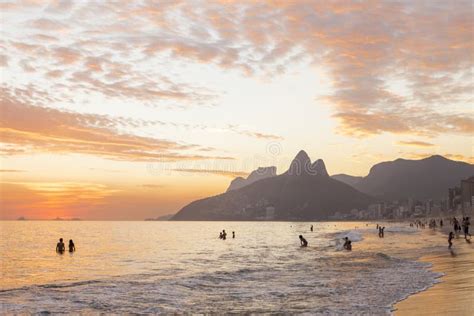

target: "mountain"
[172,150,374,221]
[227,166,276,191]
[331,174,363,187]
[353,155,474,200]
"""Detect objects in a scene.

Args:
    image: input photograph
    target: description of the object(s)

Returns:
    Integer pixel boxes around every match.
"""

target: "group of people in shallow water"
[55,238,75,254]
[218,230,235,240]
[408,216,471,248]
[449,216,471,249]
[300,225,352,251]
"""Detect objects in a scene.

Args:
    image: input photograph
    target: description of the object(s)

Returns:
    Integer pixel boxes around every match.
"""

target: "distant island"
[17,216,27,221]
[52,217,81,221]
[171,151,473,221]
[145,213,175,221]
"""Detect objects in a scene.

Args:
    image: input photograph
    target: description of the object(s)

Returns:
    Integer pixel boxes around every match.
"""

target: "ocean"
[0,221,444,314]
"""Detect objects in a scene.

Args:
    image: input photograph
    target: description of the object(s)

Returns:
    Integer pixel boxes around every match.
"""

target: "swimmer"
[56,238,65,254]
[68,239,75,252]
[299,235,308,247]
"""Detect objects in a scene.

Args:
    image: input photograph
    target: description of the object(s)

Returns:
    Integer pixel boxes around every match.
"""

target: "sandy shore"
[394,228,474,315]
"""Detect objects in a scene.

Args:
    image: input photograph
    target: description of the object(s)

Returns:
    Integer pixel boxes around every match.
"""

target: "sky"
[0,0,473,220]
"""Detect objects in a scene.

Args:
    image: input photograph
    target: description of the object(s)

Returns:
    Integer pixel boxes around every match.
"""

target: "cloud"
[226,124,283,140]
[172,168,249,178]
[30,18,71,34]
[0,89,233,162]
[0,169,25,172]
[400,152,474,164]
[444,154,474,164]
[0,55,8,67]
[396,140,435,148]
[1,0,472,138]
[139,184,165,189]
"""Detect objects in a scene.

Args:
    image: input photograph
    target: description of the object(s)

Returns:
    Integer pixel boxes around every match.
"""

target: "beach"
[0,220,472,314]
[394,227,474,315]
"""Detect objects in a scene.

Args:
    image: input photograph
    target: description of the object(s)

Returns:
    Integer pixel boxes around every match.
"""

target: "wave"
[335,230,363,244]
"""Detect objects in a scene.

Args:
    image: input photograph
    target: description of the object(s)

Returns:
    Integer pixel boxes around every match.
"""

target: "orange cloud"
[138,184,165,189]
[1,90,233,162]
[400,152,474,164]
[1,0,472,138]
[396,140,435,148]
[172,168,249,178]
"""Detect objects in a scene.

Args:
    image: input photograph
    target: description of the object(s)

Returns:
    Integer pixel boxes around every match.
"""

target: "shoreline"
[393,228,474,315]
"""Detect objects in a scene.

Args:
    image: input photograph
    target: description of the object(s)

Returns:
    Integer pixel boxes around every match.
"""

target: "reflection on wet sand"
[395,233,474,315]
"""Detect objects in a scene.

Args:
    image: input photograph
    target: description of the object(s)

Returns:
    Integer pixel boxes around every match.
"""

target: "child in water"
[299,235,308,247]
[448,232,454,248]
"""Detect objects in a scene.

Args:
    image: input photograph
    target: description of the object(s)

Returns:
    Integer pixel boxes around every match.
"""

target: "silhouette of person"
[299,235,308,247]
[222,230,227,240]
[310,225,313,232]
[346,240,352,251]
[68,239,75,252]
[462,217,471,240]
[378,226,385,238]
[56,238,65,254]
[232,231,235,238]
[448,232,454,248]
[343,237,351,250]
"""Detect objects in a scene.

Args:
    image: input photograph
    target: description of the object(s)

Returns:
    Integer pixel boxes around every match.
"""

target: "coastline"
[393,228,474,315]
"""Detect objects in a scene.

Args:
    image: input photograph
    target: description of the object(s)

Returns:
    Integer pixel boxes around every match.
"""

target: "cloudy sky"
[1,0,473,219]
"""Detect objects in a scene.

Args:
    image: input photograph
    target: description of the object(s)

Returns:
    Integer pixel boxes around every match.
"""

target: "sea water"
[0,221,443,314]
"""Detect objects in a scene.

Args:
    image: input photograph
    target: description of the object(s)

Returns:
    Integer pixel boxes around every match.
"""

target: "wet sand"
[394,229,474,315]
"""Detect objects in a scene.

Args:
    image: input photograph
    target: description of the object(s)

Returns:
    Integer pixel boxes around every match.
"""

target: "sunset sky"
[1,0,473,220]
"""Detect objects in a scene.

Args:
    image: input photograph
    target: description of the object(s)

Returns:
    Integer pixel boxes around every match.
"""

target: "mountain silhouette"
[342,155,474,200]
[172,150,373,221]
[227,166,276,192]
[331,174,363,187]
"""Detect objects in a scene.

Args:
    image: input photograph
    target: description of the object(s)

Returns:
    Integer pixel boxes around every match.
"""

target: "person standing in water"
[222,230,227,240]
[343,237,351,250]
[299,235,308,247]
[345,240,352,251]
[56,238,65,254]
[68,240,75,252]
[378,227,383,238]
[448,232,454,248]
[462,217,471,240]
[310,225,313,232]
[232,231,235,239]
